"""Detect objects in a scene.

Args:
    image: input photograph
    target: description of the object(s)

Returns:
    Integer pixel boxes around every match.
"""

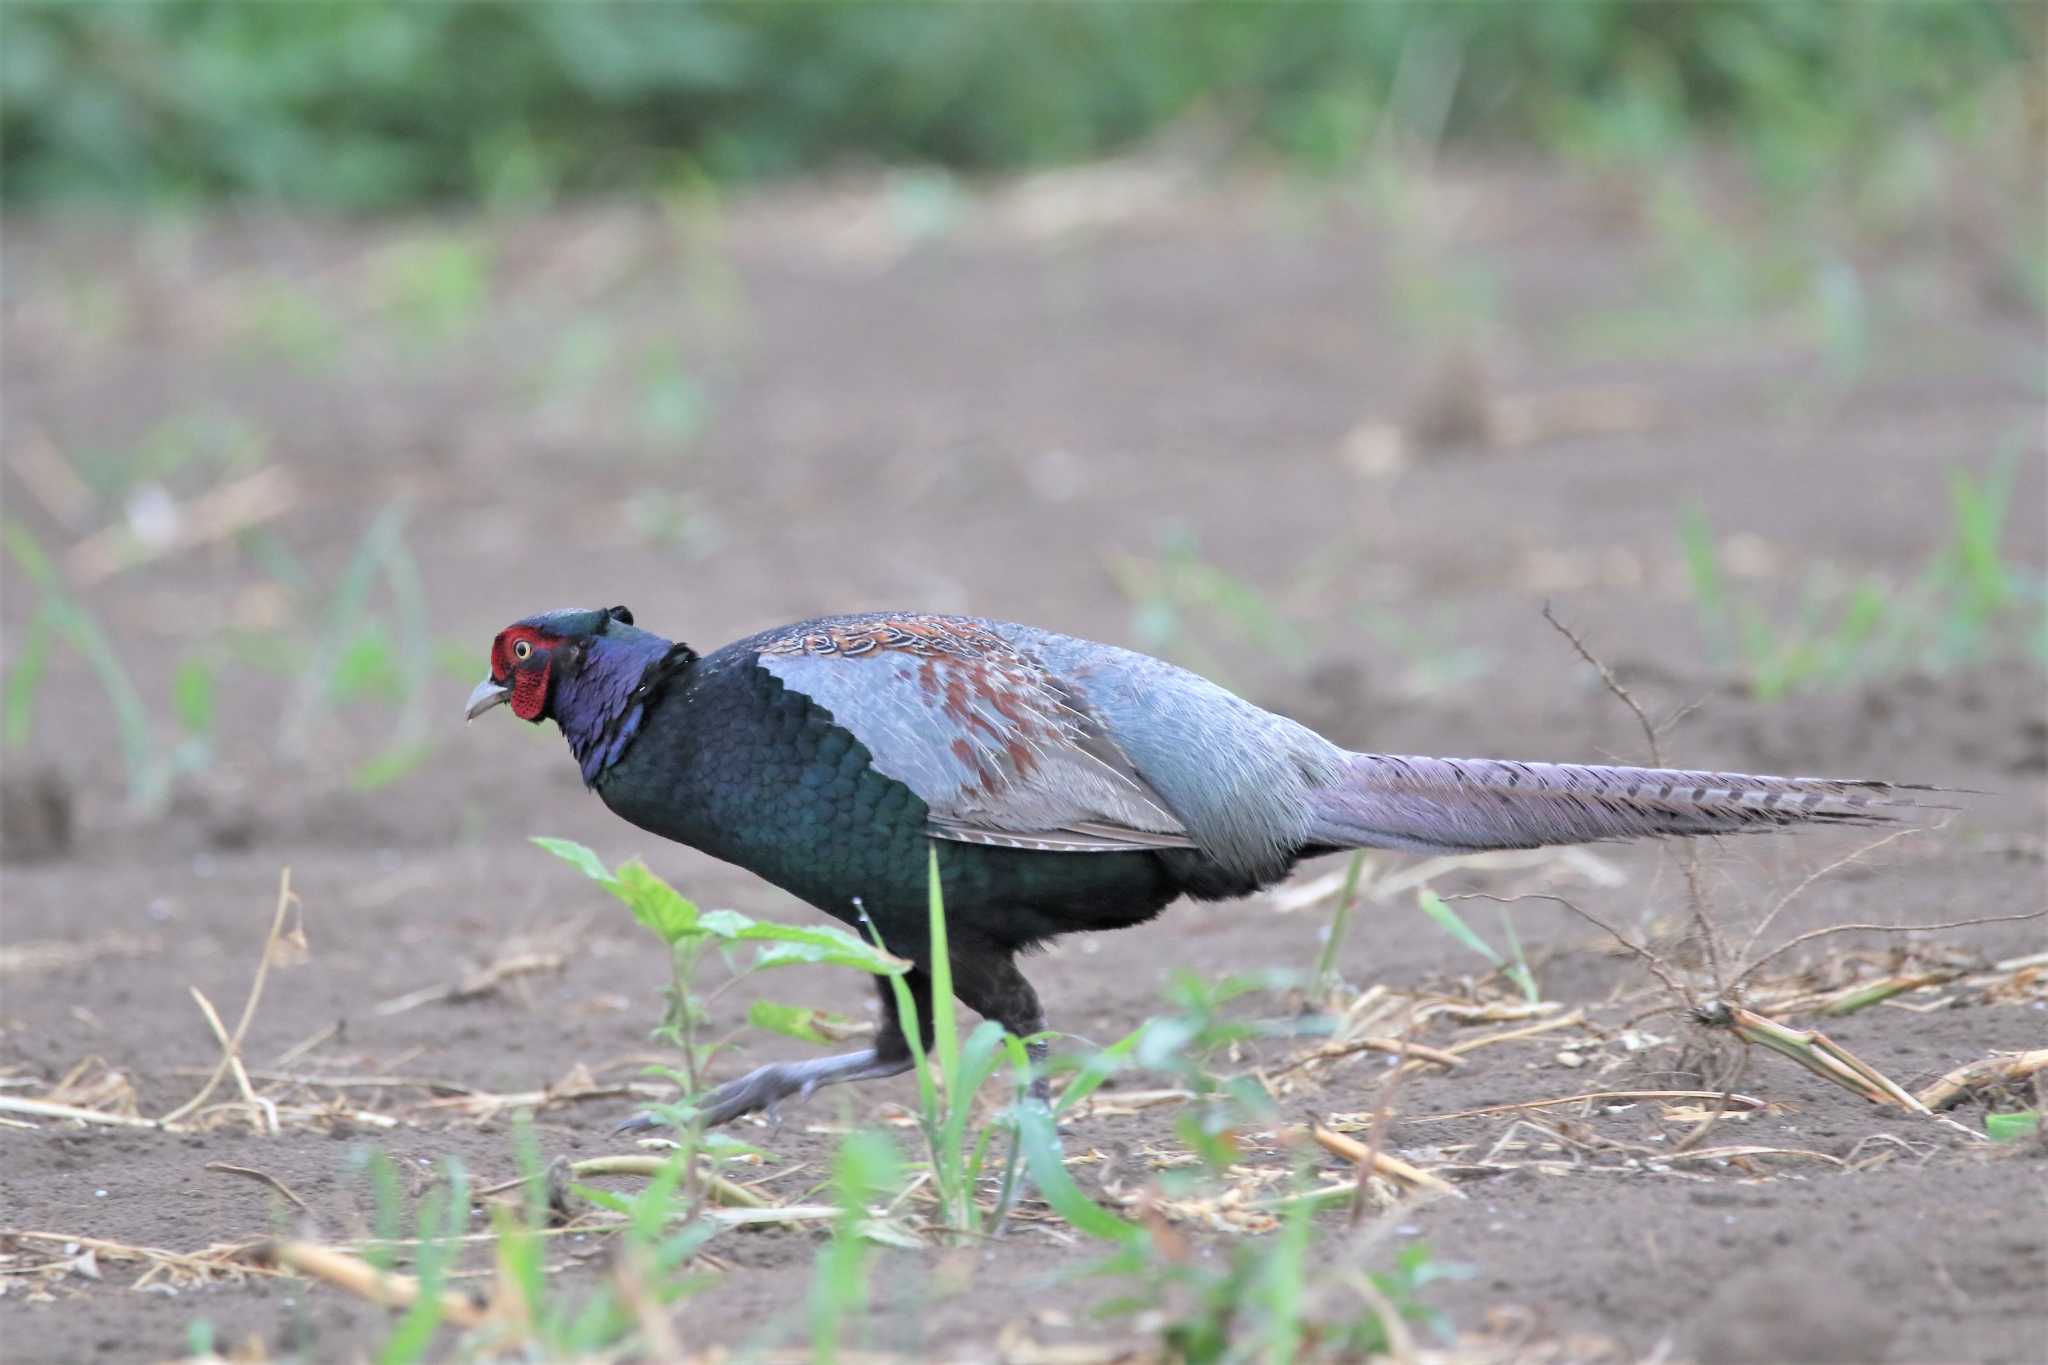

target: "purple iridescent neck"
[551,625,680,784]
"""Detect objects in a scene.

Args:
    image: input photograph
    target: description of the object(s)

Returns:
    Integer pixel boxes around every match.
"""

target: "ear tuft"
[607,605,634,626]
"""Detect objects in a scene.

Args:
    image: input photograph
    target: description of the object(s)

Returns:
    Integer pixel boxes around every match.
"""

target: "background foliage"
[4,0,2037,209]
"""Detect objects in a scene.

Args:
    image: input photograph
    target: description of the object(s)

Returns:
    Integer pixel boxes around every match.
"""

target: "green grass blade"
[926,844,959,1103]
[1312,851,1370,994]
[865,905,940,1130]
[1986,1110,2041,1142]
[1015,1098,1143,1245]
[1416,889,1503,968]
[2,605,56,748]
[1494,905,1539,1003]
[1053,1024,1144,1119]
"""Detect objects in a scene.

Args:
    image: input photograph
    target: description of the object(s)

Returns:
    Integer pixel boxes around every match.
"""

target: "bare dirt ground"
[3,160,2044,1363]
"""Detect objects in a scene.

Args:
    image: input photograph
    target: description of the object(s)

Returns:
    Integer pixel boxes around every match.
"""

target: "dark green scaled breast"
[590,635,1181,960]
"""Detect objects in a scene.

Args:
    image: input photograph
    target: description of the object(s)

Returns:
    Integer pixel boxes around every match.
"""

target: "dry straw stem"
[474,1154,774,1209]
[1446,877,2036,1125]
[1406,1090,1769,1124]
[1280,1034,1466,1076]
[1916,1048,2048,1111]
[161,870,302,1130]
[1754,965,1973,1019]
[263,1239,487,1328]
[1391,1007,1587,1081]
[205,1161,310,1212]
[0,1095,163,1128]
[411,1065,669,1121]
[1348,1001,1427,1223]
[188,986,277,1135]
[67,465,298,585]
[1306,1122,1463,1199]
[373,950,567,1016]
[272,1018,342,1067]
[3,1230,270,1290]
[1710,1003,1927,1112]
[1066,1086,1196,1117]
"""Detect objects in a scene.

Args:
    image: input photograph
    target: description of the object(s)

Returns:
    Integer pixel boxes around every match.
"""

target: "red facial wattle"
[492,626,559,722]
[510,657,552,720]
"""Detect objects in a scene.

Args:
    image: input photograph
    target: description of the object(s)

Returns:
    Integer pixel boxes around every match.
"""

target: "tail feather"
[1309,753,1930,856]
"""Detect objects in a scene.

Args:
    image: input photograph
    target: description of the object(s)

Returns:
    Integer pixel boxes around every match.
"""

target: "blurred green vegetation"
[3,1,2034,210]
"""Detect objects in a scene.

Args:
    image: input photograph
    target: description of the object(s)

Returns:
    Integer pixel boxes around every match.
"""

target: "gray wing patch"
[757,644,1194,854]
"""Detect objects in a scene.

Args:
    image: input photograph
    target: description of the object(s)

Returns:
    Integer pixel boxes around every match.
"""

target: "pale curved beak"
[465,678,511,721]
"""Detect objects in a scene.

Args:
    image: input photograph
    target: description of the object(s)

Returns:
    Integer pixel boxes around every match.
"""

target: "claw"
[614,1109,668,1136]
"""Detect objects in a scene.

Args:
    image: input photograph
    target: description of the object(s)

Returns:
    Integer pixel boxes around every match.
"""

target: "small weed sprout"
[1417,888,1540,1003]
[1680,452,2044,699]
[864,847,1031,1238]
[1,523,208,813]
[339,1150,470,1365]
[533,837,907,1111]
[810,1129,904,1362]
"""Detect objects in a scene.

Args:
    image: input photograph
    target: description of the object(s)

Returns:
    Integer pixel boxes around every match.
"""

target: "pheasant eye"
[513,640,532,661]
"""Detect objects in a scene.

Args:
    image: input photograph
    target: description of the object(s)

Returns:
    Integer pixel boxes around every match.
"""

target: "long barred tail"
[1308,753,1930,856]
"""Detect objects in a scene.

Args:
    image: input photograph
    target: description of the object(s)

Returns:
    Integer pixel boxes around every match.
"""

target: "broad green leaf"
[611,859,700,943]
[748,1000,843,1044]
[695,907,757,939]
[750,930,908,976]
[532,836,613,884]
[735,920,875,950]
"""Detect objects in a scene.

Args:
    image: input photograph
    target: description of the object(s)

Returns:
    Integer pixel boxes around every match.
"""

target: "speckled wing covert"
[755,616,1198,853]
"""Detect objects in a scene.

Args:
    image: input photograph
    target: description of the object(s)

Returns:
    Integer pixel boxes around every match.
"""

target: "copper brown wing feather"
[755,616,1195,853]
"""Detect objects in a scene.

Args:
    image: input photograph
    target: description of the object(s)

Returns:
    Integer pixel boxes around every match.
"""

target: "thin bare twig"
[1737,909,2046,990]
[1734,821,1936,973]
[1548,606,1735,1001]
[1445,892,1695,1007]
[1670,1045,1753,1153]
[206,1162,310,1211]
[161,870,299,1128]
[272,1019,343,1068]
[1542,603,1665,765]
